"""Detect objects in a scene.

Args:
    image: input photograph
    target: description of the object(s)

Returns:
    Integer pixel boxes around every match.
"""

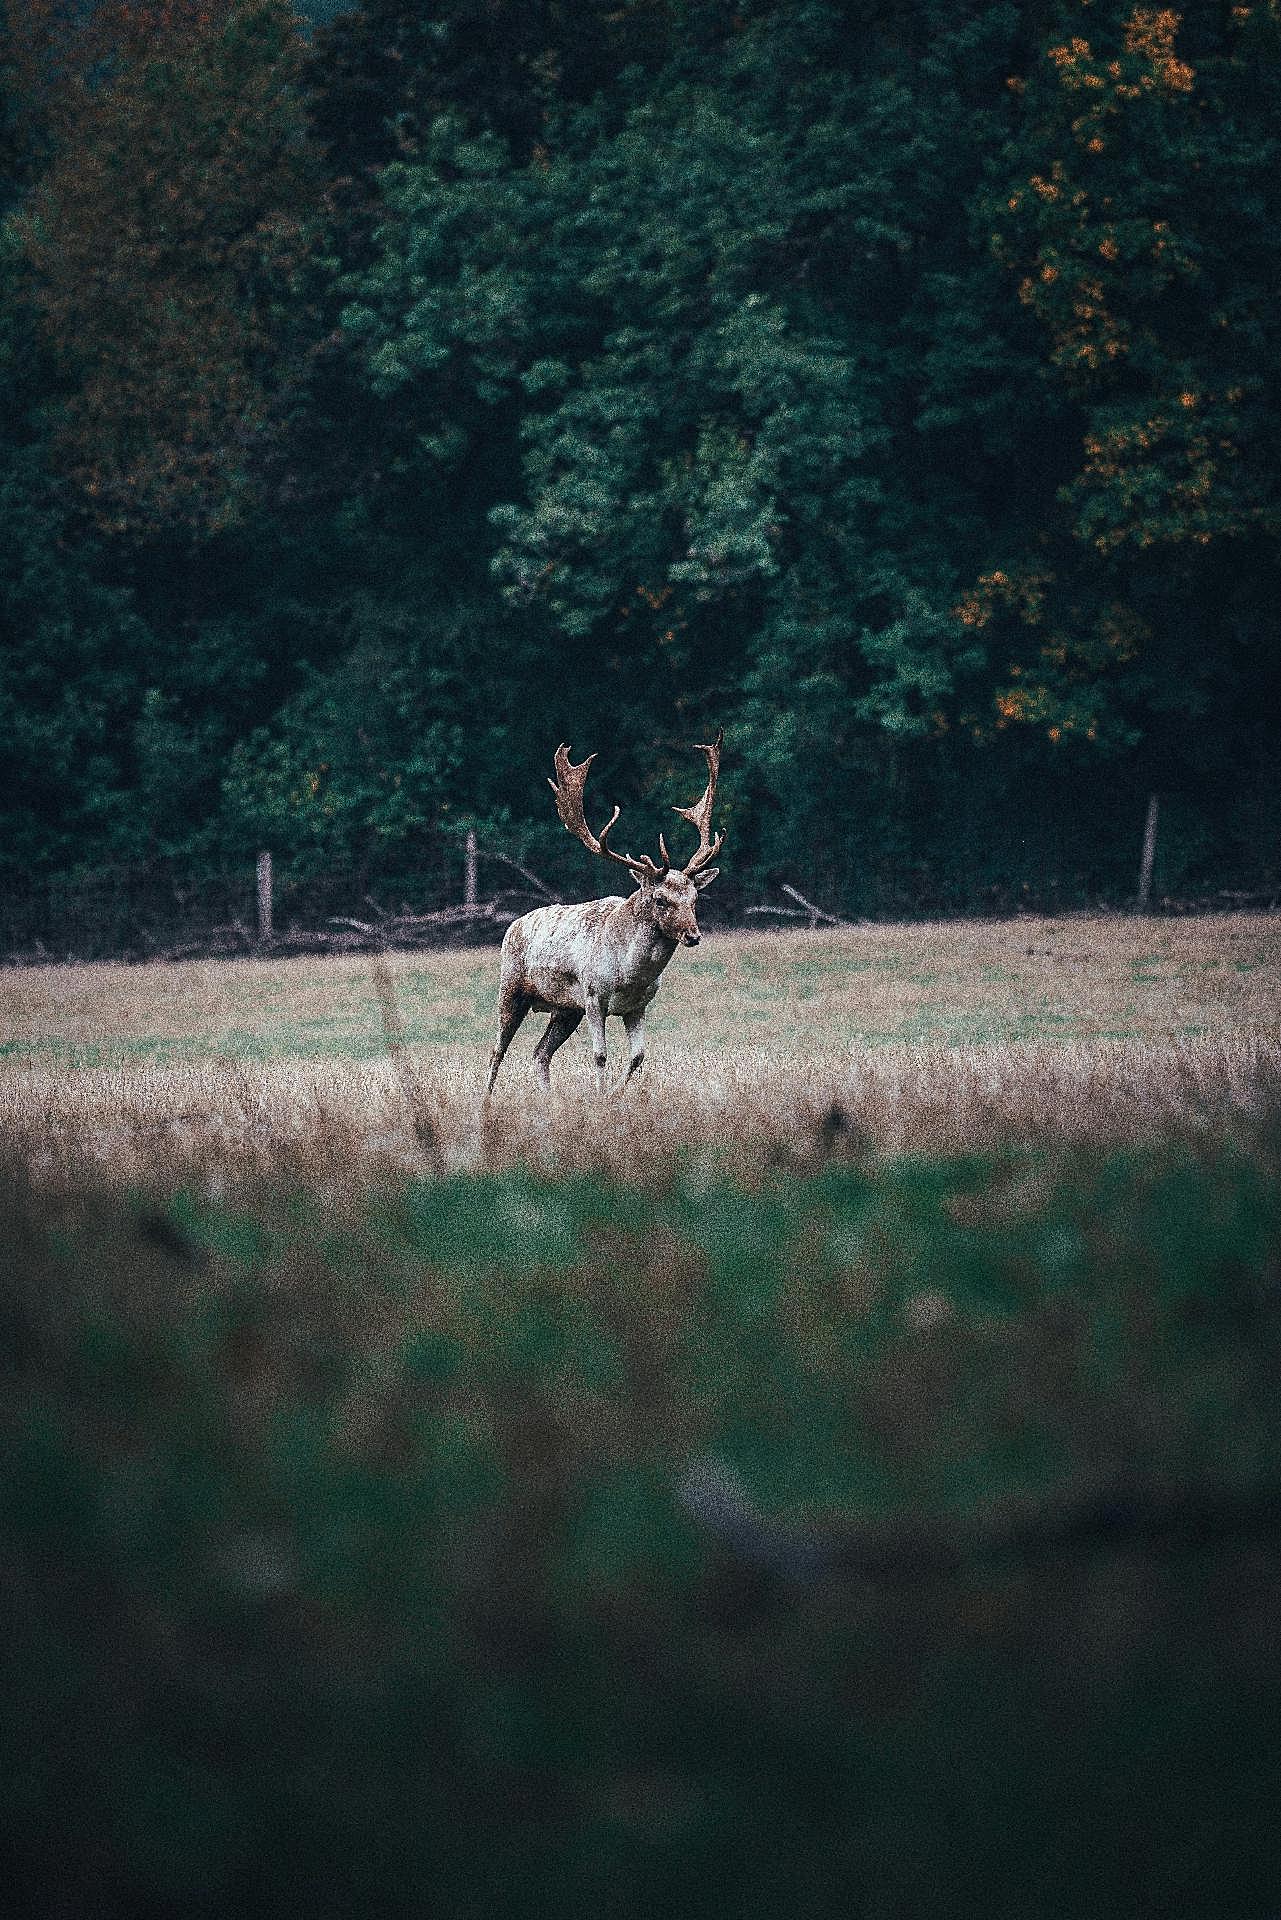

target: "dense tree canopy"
[1,0,1277,914]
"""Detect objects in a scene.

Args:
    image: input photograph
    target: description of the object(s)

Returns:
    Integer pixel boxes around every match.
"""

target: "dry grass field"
[2,912,1278,1188]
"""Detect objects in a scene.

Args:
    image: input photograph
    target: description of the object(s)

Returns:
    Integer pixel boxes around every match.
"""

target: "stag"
[484,731,724,1094]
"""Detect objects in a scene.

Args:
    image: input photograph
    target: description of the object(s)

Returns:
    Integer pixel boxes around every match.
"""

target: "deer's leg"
[484,986,531,1097]
[533,1008,583,1087]
[621,1010,646,1089]
[584,993,608,1093]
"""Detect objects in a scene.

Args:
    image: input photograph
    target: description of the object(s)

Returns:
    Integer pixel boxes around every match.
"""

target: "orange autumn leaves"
[965,5,1273,744]
[955,572,1145,745]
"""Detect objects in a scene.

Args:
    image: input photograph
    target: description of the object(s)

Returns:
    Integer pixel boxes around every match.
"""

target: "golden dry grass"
[2,914,1278,1189]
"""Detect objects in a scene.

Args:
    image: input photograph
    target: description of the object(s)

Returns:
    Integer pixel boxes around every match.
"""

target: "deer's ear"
[693,866,720,890]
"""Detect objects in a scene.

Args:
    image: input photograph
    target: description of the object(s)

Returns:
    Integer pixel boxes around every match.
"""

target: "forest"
[2,0,1279,918]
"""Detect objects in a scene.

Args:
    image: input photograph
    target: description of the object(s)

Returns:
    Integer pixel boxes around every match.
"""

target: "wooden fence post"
[1136,794,1159,912]
[464,828,478,909]
[256,849,273,944]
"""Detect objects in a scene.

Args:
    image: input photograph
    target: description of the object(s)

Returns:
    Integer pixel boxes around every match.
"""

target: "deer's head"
[548,729,724,945]
[643,864,720,945]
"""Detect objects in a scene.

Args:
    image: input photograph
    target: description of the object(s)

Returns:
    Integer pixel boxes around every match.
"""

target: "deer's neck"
[620,888,677,974]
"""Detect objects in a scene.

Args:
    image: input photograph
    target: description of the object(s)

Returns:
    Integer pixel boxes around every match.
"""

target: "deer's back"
[502,897,630,1009]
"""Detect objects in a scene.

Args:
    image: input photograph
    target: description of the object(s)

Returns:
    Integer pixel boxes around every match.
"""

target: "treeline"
[1,0,1278,914]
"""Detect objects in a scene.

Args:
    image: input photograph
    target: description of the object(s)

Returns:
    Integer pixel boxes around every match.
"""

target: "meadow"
[3,912,1279,1187]
[2,916,1280,1916]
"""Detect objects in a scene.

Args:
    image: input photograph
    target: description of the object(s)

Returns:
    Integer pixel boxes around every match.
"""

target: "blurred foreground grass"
[4,1141,1280,1917]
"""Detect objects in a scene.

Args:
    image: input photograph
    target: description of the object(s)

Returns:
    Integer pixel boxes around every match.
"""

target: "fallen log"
[746,882,847,928]
[677,1453,1281,1596]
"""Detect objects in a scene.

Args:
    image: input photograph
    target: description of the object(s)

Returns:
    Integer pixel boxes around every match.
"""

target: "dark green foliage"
[2,0,1279,906]
[0,230,150,876]
[3,1147,1280,1915]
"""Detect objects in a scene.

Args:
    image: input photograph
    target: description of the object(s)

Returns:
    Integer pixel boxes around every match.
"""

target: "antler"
[548,745,667,881]
[672,726,725,873]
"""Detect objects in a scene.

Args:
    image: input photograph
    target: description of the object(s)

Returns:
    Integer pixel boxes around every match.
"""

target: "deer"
[483,730,724,1096]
